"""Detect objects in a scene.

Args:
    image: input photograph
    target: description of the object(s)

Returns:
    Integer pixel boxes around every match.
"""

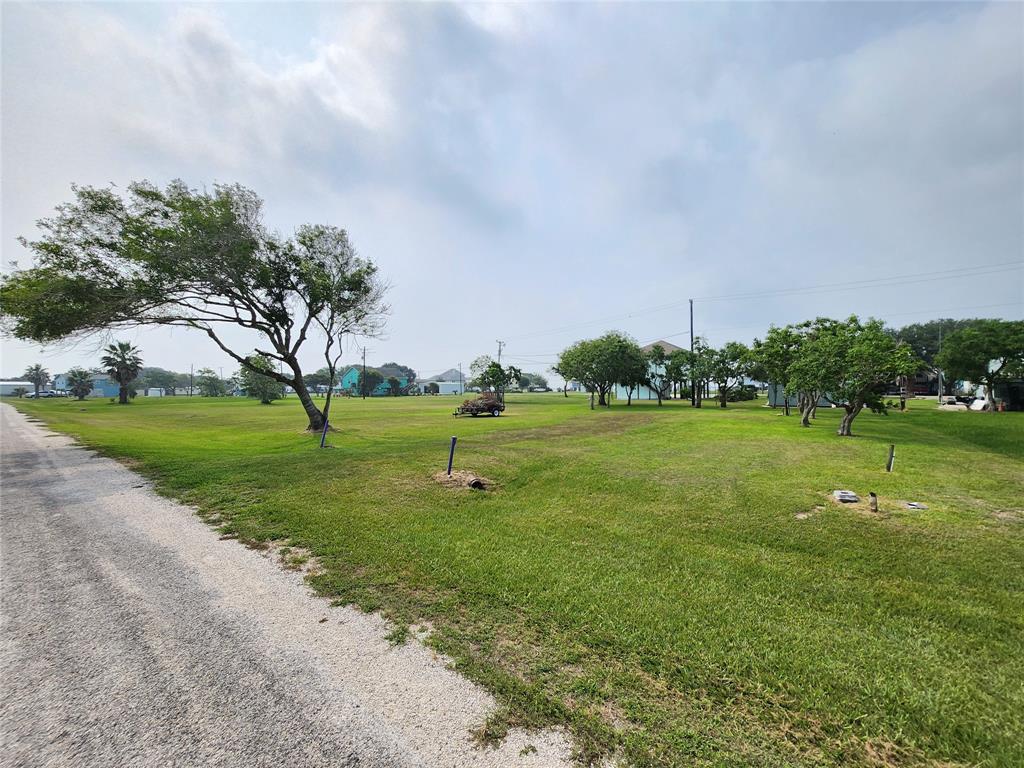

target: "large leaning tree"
[0,181,388,431]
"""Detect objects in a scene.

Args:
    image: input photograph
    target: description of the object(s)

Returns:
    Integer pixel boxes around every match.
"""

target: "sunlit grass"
[10,392,1023,767]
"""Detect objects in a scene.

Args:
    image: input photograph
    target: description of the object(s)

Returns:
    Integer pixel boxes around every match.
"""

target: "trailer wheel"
[492,408,501,417]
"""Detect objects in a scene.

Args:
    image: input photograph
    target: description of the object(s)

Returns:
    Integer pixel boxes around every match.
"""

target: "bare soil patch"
[433,470,494,490]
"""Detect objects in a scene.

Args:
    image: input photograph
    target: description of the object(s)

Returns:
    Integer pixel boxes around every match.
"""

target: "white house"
[417,367,464,395]
[612,340,685,401]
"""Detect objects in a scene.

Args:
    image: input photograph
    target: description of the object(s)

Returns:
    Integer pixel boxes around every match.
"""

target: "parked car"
[25,390,60,399]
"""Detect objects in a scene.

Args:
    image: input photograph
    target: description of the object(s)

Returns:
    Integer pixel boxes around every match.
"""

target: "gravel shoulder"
[0,403,572,768]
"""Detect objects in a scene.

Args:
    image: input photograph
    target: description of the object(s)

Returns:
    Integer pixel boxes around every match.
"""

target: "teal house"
[335,365,412,396]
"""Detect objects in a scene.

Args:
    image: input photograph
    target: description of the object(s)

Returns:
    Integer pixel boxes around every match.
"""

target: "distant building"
[612,340,684,401]
[416,367,464,395]
[52,371,121,398]
[335,365,413,396]
[0,381,33,396]
[766,384,832,409]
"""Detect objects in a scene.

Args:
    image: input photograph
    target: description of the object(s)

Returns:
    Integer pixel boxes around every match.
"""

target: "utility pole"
[689,299,695,407]
[459,362,464,395]
[189,364,194,397]
[496,341,505,404]
[361,346,367,399]
[936,324,943,398]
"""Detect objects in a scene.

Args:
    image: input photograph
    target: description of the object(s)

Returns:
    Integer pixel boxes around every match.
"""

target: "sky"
[2,1,1022,381]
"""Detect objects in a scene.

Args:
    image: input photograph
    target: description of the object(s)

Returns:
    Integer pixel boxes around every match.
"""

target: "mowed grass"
[9,393,1023,767]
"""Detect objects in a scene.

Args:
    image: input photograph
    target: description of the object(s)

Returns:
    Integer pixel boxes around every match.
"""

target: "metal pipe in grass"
[447,436,457,476]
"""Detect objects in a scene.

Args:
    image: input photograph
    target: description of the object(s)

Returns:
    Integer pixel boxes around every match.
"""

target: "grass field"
[8,393,1023,767]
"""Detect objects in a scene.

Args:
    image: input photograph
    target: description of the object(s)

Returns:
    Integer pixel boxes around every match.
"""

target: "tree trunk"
[563,382,569,398]
[626,386,633,406]
[800,400,813,427]
[837,404,862,436]
[719,384,728,408]
[597,388,607,406]
[291,374,326,431]
[118,384,129,404]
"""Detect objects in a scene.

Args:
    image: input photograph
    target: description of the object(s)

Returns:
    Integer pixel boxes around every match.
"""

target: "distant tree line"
[554,317,1023,435]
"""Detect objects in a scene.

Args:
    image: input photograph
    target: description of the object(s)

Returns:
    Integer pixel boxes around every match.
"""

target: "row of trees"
[554,333,752,410]
[555,318,919,436]
[555,317,1023,434]
[18,342,146,403]
[18,344,286,405]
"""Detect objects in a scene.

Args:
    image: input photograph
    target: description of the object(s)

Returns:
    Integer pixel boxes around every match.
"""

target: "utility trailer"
[454,395,505,417]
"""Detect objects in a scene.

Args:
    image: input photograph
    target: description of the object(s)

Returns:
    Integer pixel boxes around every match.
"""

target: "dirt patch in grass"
[433,470,494,490]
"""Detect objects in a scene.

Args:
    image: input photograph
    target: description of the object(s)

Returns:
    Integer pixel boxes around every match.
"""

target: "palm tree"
[23,364,49,397]
[66,367,95,401]
[100,342,143,404]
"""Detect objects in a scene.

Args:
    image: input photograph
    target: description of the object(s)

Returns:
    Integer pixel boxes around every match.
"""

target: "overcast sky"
[2,1,1022,380]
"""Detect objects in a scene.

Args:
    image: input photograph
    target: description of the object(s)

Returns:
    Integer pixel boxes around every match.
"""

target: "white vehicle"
[25,390,60,399]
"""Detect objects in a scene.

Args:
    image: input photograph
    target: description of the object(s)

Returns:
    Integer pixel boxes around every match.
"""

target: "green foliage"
[751,325,802,389]
[65,367,95,400]
[11,394,1024,766]
[11,387,27,398]
[424,382,440,395]
[195,367,227,397]
[936,319,1024,406]
[558,332,644,406]
[665,349,691,394]
[518,372,549,390]
[139,367,178,394]
[643,344,672,405]
[238,354,285,404]
[475,361,522,396]
[100,341,143,404]
[787,317,919,435]
[710,341,750,408]
[387,376,402,396]
[303,367,333,391]
[22,364,49,396]
[358,369,384,396]
[688,337,716,406]
[0,180,388,430]
[896,318,986,368]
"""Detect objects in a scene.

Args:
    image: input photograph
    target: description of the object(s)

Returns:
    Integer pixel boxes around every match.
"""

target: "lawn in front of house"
[9,393,1023,767]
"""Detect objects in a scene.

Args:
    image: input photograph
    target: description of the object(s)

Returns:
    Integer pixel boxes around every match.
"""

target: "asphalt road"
[0,404,570,768]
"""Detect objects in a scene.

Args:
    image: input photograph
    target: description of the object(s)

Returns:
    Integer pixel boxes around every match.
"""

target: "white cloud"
[1,2,1020,377]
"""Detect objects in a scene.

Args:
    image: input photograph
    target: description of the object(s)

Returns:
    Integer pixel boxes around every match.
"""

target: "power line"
[503,261,1022,343]
[694,261,1022,303]
[509,300,1021,358]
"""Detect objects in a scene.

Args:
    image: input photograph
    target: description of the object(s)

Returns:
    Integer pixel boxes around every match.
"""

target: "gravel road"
[0,404,572,768]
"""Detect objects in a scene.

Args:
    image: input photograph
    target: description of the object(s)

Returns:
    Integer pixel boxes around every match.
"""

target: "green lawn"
[8,393,1023,767]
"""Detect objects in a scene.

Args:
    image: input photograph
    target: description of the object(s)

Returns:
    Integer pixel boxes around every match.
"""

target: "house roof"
[640,340,684,354]
[425,368,462,382]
